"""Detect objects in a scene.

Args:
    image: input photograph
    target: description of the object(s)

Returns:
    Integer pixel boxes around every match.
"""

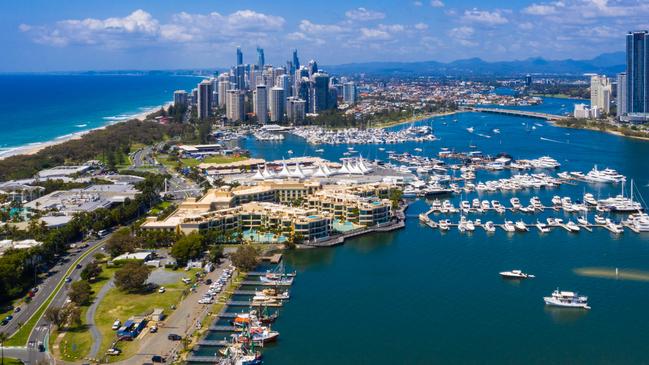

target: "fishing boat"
[500,270,535,279]
[544,289,590,309]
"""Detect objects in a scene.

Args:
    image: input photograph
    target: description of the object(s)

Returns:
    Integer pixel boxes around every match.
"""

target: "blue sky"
[1,0,647,71]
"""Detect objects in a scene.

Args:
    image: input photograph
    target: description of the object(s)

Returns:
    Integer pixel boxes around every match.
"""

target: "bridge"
[470,107,568,121]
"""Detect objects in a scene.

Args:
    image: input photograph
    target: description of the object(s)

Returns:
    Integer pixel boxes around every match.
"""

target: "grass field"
[157,155,246,169]
[5,241,106,346]
[95,268,200,362]
[3,358,24,365]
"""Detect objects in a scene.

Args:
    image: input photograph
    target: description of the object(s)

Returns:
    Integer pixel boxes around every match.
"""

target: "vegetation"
[105,228,140,258]
[170,232,204,265]
[114,262,151,293]
[68,280,93,306]
[230,245,260,271]
[80,261,103,282]
[45,303,81,329]
[556,118,649,139]
[526,84,589,99]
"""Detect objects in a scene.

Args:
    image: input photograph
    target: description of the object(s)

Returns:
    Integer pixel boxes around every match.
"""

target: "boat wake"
[540,137,567,144]
[75,124,88,128]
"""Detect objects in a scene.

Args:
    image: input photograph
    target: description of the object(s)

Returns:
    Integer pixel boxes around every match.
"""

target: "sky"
[1,0,648,72]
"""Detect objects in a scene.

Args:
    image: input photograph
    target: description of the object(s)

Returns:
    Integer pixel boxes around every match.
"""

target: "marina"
[236,96,649,365]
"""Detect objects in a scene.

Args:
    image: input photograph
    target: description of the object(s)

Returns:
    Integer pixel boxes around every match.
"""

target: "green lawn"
[94,268,199,362]
[157,154,246,169]
[3,358,24,365]
[5,241,106,346]
[56,267,118,362]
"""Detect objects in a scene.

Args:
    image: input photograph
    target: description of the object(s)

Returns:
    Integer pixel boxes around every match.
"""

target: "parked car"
[14,307,21,313]
[151,355,165,363]
[106,348,121,356]
[150,325,158,333]
[112,320,121,330]
[158,287,166,293]
[205,279,212,285]
[65,277,72,283]
[167,334,182,341]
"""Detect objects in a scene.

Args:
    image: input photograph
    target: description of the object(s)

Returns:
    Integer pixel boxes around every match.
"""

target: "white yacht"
[628,213,649,232]
[484,221,496,232]
[544,289,590,309]
[510,197,521,210]
[439,219,450,231]
[594,215,607,225]
[515,220,529,232]
[583,193,598,206]
[577,216,589,225]
[606,219,624,234]
[500,270,535,279]
[536,220,551,233]
[551,196,562,206]
[566,221,580,232]
[502,221,516,232]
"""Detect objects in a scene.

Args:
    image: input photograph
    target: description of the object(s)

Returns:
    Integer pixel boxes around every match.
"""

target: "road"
[1,235,111,364]
[87,279,114,358]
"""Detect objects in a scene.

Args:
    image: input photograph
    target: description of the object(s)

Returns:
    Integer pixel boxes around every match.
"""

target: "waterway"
[196,97,649,365]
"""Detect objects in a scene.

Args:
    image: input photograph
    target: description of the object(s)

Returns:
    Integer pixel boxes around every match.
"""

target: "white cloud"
[414,23,429,30]
[449,26,474,39]
[518,22,534,30]
[430,0,445,7]
[298,20,346,34]
[462,9,509,25]
[345,7,386,21]
[360,28,391,40]
[523,3,559,15]
[20,9,285,48]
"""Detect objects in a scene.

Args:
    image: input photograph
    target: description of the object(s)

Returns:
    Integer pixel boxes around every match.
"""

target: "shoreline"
[0,103,171,160]
[547,120,649,142]
[374,111,458,129]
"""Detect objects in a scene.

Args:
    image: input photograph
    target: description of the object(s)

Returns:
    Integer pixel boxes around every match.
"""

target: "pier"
[471,107,568,121]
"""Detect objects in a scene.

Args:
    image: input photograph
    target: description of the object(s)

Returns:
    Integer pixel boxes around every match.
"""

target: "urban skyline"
[4,0,649,71]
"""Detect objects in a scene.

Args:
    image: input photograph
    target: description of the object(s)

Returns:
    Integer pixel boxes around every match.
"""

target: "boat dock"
[241,280,292,286]
[247,271,296,277]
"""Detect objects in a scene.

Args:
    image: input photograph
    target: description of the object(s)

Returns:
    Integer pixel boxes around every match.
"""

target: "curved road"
[87,279,114,358]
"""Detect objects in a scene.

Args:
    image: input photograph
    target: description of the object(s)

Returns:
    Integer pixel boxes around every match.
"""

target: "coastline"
[374,111,458,129]
[0,102,171,160]
[547,120,649,142]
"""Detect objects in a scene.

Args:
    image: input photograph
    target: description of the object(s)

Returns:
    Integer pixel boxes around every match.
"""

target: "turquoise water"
[194,96,649,365]
[0,74,201,153]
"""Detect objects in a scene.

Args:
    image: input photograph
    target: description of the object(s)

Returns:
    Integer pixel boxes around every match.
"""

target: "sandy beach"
[0,103,171,160]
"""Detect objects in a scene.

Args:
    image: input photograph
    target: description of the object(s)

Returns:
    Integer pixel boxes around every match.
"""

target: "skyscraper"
[307,60,318,78]
[269,87,285,122]
[257,47,265,68]
[525,74,532,87]
[287,97,306,123]
[312,72,330,113]
[197,80,213,120]
[626,30,649,116]
[217,74,231,107]
[617,72,627,118]
[296,77,312,113]
[235,65,246,90]
[173,90,188,108]
[277,74,291,97]
[226,90,244,122]
[292,49,300,70]
[343,82,358,104]
[590,75,611,115]
[236,46,243,66]
[254,84,268,124]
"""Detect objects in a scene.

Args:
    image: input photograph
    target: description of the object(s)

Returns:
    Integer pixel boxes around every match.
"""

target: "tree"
[69,280,93,306]
[105,228,140,257]
[207,245,224,264]
[80,261,103,282]
[0,331,8,365]
[170,233,204,265]
[230,245,259,271]
[114,262,151,293]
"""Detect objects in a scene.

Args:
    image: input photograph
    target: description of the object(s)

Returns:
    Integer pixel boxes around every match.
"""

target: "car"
[205,279,212,285]
[0,319,7,326]
[4,315,13,322]
[151,355,165,363]
[65,277,72,283]
[149,325,158,333]
[158,287,165,293]
[198,298,213,304]
[106,348,121,356]
[38,342,45,352]
[167,334,182,341]
[76,264,82,269]
[112,320,121,330]
[14,307,21,313]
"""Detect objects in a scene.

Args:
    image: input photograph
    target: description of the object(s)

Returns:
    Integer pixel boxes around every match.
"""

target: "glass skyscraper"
[626,31,648,116]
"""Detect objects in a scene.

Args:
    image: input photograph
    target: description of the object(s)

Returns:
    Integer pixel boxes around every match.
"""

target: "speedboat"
[577,216,588,225]
[536,220,550,233]
[510,197,521,210]
[502,221,516,232]
[594,215,606,225]
[484,221,496,232]
[500,270,535,279]
[544,289,590,309]
[515,220,529,232]
[565,221,580,232]
[439,220,450,231]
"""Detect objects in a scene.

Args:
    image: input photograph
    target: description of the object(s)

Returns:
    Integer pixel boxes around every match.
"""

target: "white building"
[616,72,627,118]
[173,90,188,107]
[217,73,231,107]
[269,87,285,123]
[343,82,358,104]
[226,90,245,122]
[590,74,611,115]
[254,84,268,124]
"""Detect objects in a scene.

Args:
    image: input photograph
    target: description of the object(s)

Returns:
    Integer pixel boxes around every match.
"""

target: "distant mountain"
[325,52,625,77]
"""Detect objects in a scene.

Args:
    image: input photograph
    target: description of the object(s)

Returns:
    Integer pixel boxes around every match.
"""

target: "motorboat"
[551,196,562,206]
[500,270,535,279]
[515,220,529,232]
[577,216,589,225]
[484,221,496,232]
[627,213,649,232]
[439,220,450,231]
[510,197,521,210]
[583,193,598,206]
[502,221,516,232]
[565,221,580,232]
[543,289,590,309]
[594,215,606,225]
[606,219,624,234]
[536,220,551,233]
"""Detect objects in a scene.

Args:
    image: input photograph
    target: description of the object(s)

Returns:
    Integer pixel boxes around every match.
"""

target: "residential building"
[287,97,306,123]
[626,30,649,117]
[197,79,213,120]
[617,72,627,118]
[217,74,231,107]
[269,87,285,122]
[254,84,269,124]
[312,72,331,113]
[590,74,611,114]
[173,90,188,107]
[226,89,245,122]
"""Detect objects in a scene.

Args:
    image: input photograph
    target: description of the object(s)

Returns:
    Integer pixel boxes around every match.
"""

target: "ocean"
[194,97,649,365]
[0,73,201,155]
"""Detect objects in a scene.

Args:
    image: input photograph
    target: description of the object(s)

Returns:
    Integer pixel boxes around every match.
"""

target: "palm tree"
[0,331,9,365]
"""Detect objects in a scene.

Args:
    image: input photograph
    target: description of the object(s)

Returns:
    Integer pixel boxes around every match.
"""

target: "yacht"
[566,221,580,232]
[628,213,649,232]
[594,215,607,225]
[502,221,516,232]
[606,219,624,234]
[536,220,551,233]
[599,195,643,213]
[481,200,490,210]
[546,218,557,226]
[439,220,450,231]
[530,196,543,210]
[500,270,535,279]
[466,127,475,133]
[586,165,626,183]
[515,220,529,232]
[544,289,590,309]
[551,196,562,206]
[510,197,521,210]
[484,221,496,232]
[583,193,598,206]
[577,216,589,225]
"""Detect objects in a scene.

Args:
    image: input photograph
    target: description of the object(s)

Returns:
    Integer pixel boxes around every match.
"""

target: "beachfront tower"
[626,30,649,118]
[197,80,213,120]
